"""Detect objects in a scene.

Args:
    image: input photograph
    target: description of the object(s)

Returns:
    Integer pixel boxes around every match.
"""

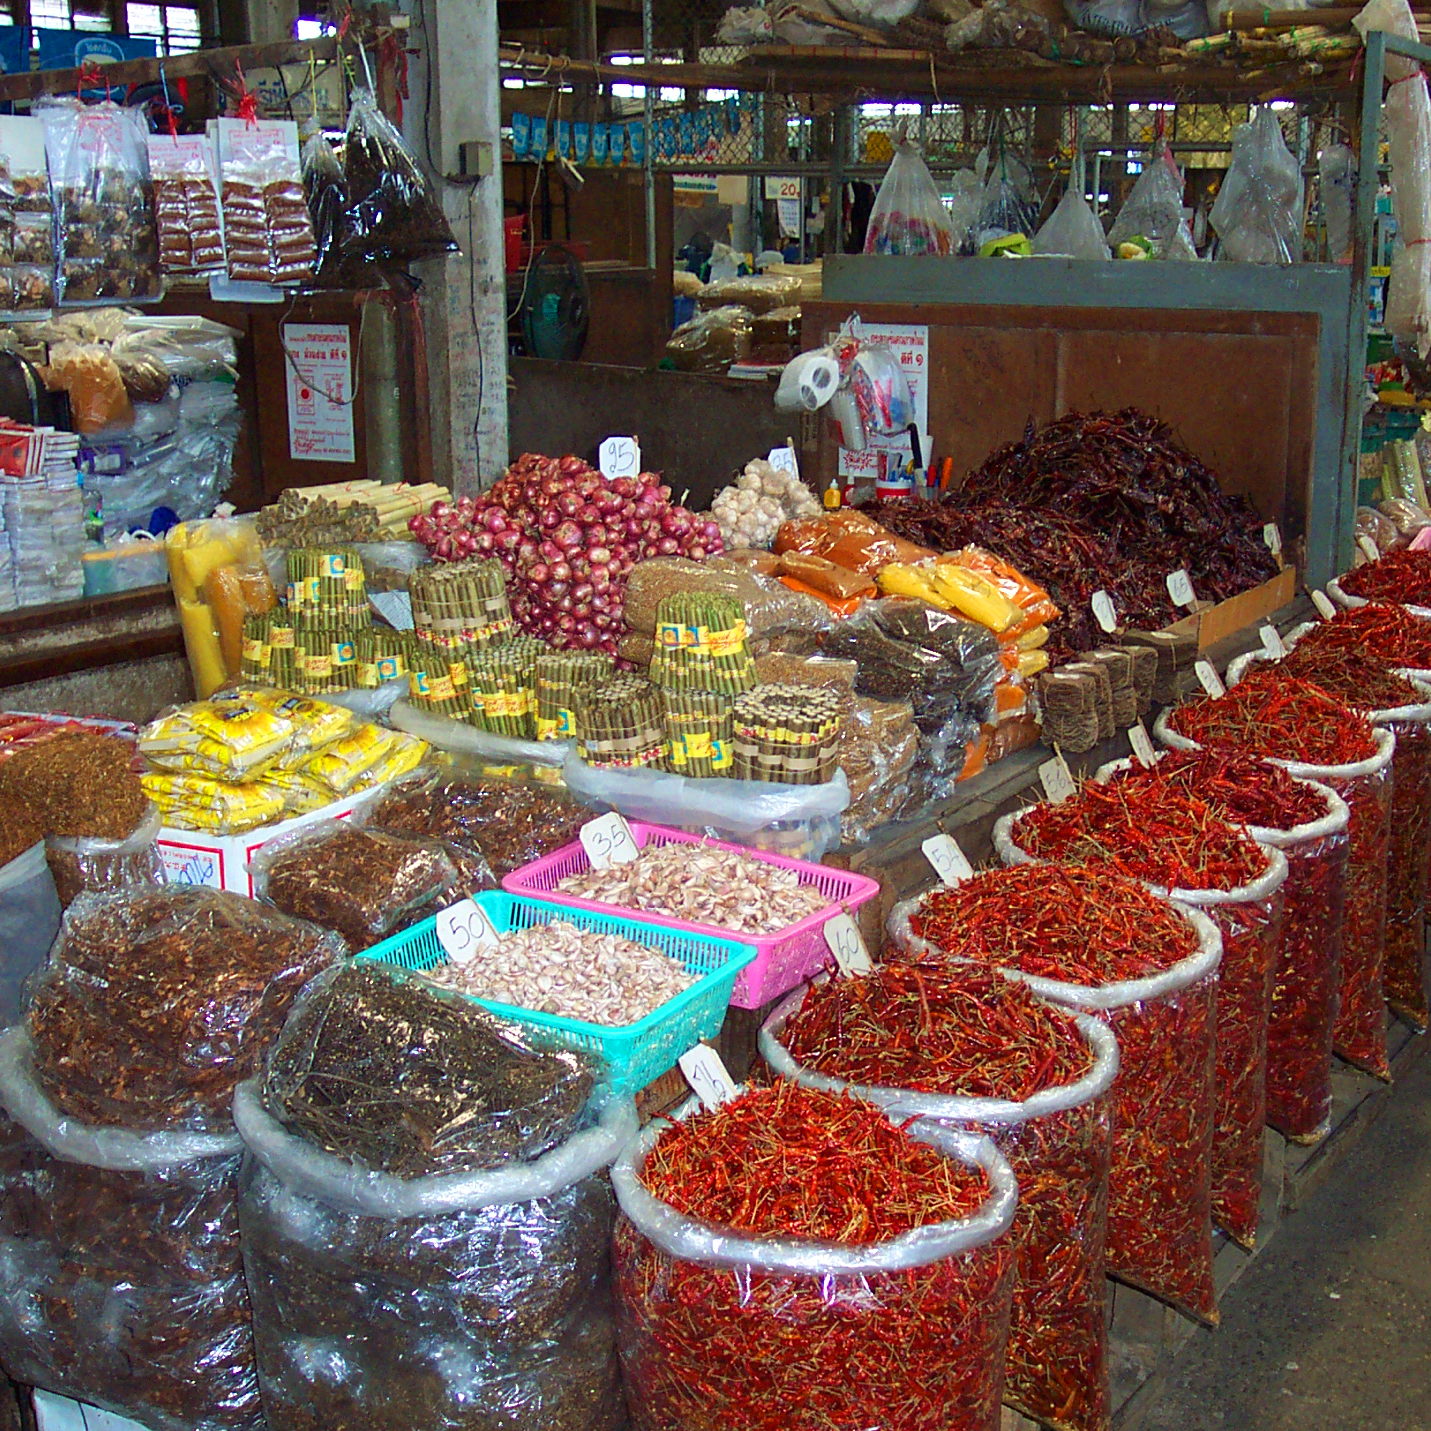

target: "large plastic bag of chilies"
[0,1026,262,1431]
[612,1083,1019,1431]
[235,962,632,1431]
[1157,703,1397,1079]
[760,967,1118,1431]
[1096,752,1351,1145]
[995,800,1287,1252]
[886,866,1223,1327]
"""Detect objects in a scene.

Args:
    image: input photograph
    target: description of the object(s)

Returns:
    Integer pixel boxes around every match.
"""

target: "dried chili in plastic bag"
[612,1085,1019,1431]
[342,89,457,266]
[45,802,165,908]
[0,1027,261,1431]
[301,128,376,290]
[890,864,1223,1326]
[762,967,1117,1431]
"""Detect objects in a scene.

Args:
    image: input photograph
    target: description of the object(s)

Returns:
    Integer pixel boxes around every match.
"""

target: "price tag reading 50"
[435,898,501,965]
[579,813,640,871]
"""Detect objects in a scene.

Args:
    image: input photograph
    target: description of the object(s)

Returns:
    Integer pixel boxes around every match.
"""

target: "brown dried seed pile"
[0,731,146,840]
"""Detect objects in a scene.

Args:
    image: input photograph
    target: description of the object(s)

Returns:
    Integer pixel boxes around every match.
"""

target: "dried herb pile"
[263,962,596,1176]
[1339,546,1431,605]
[28,885,341,1132]
[1105,748,1329,831]
[862,409,1277,661]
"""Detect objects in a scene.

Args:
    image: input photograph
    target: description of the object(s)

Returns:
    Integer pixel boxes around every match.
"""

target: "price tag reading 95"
[825,910,874,976]
[1128,722,1158,768]
[1091,589,1118,634]
[1261,624,1287,659]
[1166,569,1198,609]
[1038,755,1077,805]
[1195,660,1227,698]
[598,435,641,481]
[678,1045,740,1111]
[922,833,973,886]
[436,898,501,966]
[1311,588,1338,620]
[579,813,640,871]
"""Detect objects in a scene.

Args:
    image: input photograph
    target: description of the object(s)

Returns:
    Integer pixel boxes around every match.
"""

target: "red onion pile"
[409,452,722,653]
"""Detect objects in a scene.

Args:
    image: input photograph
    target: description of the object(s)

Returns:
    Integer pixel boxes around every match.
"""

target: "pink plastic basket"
[503,821,881,1008]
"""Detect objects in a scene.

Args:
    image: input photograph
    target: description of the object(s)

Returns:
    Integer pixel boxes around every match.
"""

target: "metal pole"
[642,0,657,269]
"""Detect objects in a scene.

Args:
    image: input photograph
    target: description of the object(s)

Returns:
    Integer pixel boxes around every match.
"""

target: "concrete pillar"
[407,0,509,493]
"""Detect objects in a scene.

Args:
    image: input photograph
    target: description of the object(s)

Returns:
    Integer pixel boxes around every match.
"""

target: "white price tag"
[435,898,501,965]
[678,1045,740,1111]
[766,445,799,477]
[1038,755,1077,805]
[598,435,641,480]
[1260,624,1287,658]
[1091,589,1119,634]
[1263,522,1283,559]
[824,910,874,976]
[1195,660,1227,698]
[1166,569,1198,608]
[1311,588,1338,620]
[1129,722,1158,768]
[922,833,973,886]
[579,813,640,871]
[1357,534,1381,562]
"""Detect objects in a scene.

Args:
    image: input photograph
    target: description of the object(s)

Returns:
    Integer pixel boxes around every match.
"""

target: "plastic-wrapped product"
[0,844,60,1029]
[249,819,471,951]
[889,865,1223,1325]
[1358,504,1403,555]
[0,117,54,313]
[863,136,957,255]
[38,98,161,304]
[148,133,225,275]
[612,1087,1019,1431]
[762,968,1118,1431]
[302,128,372,290]
[1108,142,1198,260]
[1034,181,1110,259]
[0,1027,260,1431]
[236,963,629,1431]
[664,304,753,373]
[697,272,803,314]
[25,885,342,1132]
[43,341,133,433]
[45,802,165,908]
[1209,110,1304,264]
[774,508,937,574]
[216,118,316,288]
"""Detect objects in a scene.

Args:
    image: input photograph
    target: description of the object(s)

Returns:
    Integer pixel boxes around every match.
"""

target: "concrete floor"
[1137,1042,1431,1431]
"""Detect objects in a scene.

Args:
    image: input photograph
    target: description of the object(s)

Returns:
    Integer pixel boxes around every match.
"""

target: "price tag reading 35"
[579,813,640,871]
[824,910,873,976]
[435,899,501,965]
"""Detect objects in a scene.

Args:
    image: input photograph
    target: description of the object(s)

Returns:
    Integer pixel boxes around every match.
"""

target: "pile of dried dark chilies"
[1010,783,1278,1248]
[616,1081,1015,1431]
[1338,545,1431,605]
[779,966,1112,1431]
[1103,750,1348,1143]
[902,865,1218,1325]
[1168,672,1393,1078]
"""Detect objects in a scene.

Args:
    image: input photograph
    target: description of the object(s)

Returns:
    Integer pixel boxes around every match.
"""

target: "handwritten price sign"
[435,899,501,965]
[599,435,641,480]
[580,813,640,870]
[922,833,972,886]
[824,910,873,976]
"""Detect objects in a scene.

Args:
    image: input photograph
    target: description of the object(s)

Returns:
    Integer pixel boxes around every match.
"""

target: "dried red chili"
[1008,784,1279,1248]
[615,1082,1016,1431]
[1165,675,1393,1079]
[1102,750,1349,1143]
[1338,546,1431,605]
[900,865,1219,1325]
[1297,601,1431,670]
[774,966,1112,1431]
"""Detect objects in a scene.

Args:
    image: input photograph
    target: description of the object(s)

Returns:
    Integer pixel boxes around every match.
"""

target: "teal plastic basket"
[357,892,756,1095]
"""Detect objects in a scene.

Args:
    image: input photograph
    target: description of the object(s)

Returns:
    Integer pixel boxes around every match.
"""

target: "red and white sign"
[284,322,355,463]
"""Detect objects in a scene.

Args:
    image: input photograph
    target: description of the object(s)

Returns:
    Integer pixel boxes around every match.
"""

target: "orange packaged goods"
[777,577,864,619]
[775,552,877,601]
[774,510,936,576]
[943,546,1060,638]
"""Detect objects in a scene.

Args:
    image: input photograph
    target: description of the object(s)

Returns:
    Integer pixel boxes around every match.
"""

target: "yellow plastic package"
[140,699,294,782]
[255,766,335,816]
[305,726,427,796]
[242,689,354,753]
[141,771,288,833]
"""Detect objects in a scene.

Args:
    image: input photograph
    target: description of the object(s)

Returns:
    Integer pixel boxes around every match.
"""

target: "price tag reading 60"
[824,910,873,976]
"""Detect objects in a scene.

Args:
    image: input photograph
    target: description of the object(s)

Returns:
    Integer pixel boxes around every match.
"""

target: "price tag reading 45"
[579,813,640,871]
[436,898,501,966]
[825,910,873,976]
[599,435,641,481]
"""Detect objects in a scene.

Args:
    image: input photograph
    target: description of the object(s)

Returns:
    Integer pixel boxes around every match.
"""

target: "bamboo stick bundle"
[575,677,666,770]
[731,683,842,786]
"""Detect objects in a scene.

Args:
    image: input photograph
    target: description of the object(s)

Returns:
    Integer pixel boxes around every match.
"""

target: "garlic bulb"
[710,458,822,551]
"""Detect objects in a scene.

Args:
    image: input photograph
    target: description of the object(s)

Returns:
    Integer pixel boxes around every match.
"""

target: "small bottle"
[822,474,843,510]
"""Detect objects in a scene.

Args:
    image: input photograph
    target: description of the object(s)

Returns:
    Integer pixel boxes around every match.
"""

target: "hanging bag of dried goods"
[234,962,633,1431]
[1156,676,1397,1078]
[0,844,59,1028]
[612,1082,1019,1431]
[38,97,161,304]
[862,134,957,255]
[1228,643,1431,1031]
[46,803,164,908]
[300,129,371,289]
[216,116,316,289]
[342,88,458,266]
[0,1026,260,1430]
[1330,547,1431,617]
[761,967,1118,1431]
[887,868,1221,1323]
[1094,751,1351,1145]
[994,789,1287,1251]
[148,132,225,276]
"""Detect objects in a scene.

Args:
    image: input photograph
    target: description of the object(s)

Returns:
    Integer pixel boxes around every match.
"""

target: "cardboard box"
[1166,565,1298,652]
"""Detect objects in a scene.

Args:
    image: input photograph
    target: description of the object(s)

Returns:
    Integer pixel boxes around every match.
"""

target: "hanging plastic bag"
[0,844,59,1029]
[974,151,1039,250]
[1034,181,1110,259]
[302,128,374,290]
[342,88,458,266]
[1109,142,1198,259]
[1209,110,1304,263]
[1319,143,1356,261]
[864,136,956,255]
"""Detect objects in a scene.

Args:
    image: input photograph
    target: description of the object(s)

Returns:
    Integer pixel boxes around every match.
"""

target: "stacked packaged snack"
[39,99,160,304]
[215,118,316,289]
[0,116,55,313]
[148,133,225,276]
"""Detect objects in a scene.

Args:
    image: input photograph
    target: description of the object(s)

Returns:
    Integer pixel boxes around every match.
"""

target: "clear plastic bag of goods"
[342,88,458,266]
[974,152,1039,250]
[1379,496,1431,544]
[697,272,803,314]
[828,0,923,22]
[236,962,632,1431]
[1144,0,1210,37]
[44,341,133,434]
[45,801,164,908]
[611,1090,1019,1431]
[24,884,342,1134]
[1358,504,1403,554]
[217,118,316,287]
[1209,110,1304,263]
[0,844,60,1029]
[303,128,373,289]
[888,872,1224,1326]
[1108,143,1198,259]
[1063,0,1146,35]
[864,137,957,256]
[1319,143,1356,261]
[148,133,225,276]
[761,971,1119,1431]
[1034,181,1110,259]
[0,1026,260,1431]
[665,304,754,373]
